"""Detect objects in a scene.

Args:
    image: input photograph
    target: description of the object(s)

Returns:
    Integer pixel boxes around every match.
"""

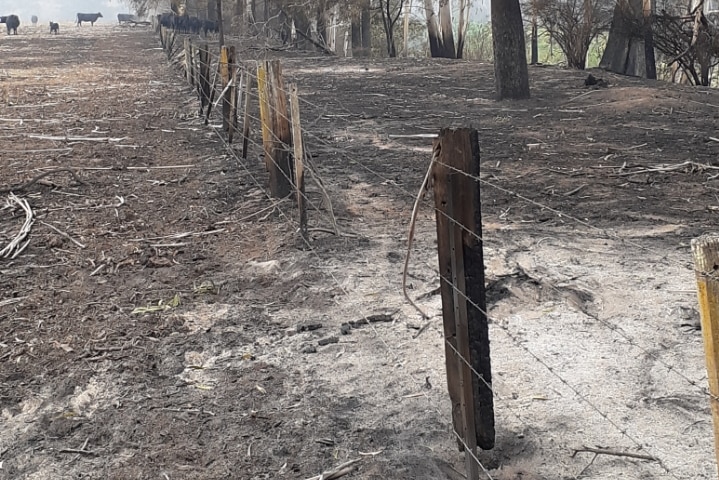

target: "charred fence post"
[691,234,719,477]
[257,60,292,198]
[228,61,239,144]
[184,37,193,86]
[198,44,211,116]
[289,83,308,240]
[433,128,495,480]
[241,72,252,159]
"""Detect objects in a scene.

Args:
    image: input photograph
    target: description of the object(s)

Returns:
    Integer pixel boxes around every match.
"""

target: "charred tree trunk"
[217,0,224,46]
[491,0,530,99]
[361,0,372,53]
[439,0,457,58]
[530,13,538,64]
[600,0,647,76]
[293,10,313,50]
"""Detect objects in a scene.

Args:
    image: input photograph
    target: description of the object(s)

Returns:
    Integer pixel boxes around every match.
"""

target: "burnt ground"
[1,23,719,480]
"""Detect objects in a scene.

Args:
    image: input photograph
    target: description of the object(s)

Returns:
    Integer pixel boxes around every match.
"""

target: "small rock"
[296,323,323,333]
[340,323,352,335]
[317,336,339,346]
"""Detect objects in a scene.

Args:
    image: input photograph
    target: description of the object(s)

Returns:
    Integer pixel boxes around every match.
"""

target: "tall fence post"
[289,83,308,240]
[198,43,211,116]
[219,45,230,132]
[228,63,239,144]
[257,60,292,198]
[184,37,193,86]
[433,128,495,480]
[241,73,252,159]
[691,234,719,478]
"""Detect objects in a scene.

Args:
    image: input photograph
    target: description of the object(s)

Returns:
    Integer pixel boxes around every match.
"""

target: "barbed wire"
[159,32,705,479]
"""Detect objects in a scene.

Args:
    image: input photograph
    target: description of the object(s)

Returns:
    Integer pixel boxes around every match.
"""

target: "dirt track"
[1,23,718,480]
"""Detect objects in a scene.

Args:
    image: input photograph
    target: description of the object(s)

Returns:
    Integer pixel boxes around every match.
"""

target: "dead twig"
[303,458,363,480]
[40,221,86,249]
[0,168,87,194]
[572,446,658,461]
[402,145,437,320]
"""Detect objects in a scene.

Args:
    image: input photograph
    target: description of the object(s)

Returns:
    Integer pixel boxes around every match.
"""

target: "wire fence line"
[154,28,711,479]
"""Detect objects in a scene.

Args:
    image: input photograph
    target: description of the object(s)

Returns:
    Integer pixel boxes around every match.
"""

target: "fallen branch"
[27,134,129,142]
[40,221,86,249]
[303,458,363,480]
[402,145,437,320]
[0,168,87,194]
[1,193,34,259]
[572,446,658,461]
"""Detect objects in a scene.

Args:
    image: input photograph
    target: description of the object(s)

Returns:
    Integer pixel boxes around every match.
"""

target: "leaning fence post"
[228,62,239,144]
[289,83,308,240]
[433,128,495,480]
[691,234,719,478]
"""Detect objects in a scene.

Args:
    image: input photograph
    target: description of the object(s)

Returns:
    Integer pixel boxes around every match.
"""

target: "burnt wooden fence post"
[198,43,211,116]
[228,63,239,144]
[288,83,308,240]
[184,37,193,86]
[257,60,292,198]
[433,127,495,480]
[241,73,252,159]
[691,234,719,477]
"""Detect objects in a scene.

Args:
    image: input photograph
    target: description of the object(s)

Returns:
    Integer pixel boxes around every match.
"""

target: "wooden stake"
[229,65,240,144]
[691,234,719,478]
[289,83,308,240]
[184,37,193,85]
[257,60,292,198]
[219,46,231,132]
[433,128,495,479]
[257,63,272,169]
[198,44,211,116]
[241,73,252,159]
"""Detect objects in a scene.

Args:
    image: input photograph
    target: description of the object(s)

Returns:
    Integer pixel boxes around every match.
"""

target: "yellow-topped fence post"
[691,234,719,477]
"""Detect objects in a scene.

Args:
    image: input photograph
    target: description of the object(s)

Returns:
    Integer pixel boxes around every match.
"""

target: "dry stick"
[303,458,362,480]
[39,221,86,249]
[572,446,658,461]
[401,146,437,321]
[0,168,87,194]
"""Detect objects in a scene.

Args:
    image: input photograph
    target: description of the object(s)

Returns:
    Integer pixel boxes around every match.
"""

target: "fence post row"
[691,234,719,478]
[433,128,495,480]
[257,60,293,198]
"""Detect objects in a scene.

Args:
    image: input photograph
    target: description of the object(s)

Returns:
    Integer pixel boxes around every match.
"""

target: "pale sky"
[0,0,136,23]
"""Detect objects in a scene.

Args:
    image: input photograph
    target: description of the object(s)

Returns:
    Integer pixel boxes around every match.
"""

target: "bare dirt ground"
[1,23,719,480]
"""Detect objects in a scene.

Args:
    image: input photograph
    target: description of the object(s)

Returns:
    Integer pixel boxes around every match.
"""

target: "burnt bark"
[439,0,457,58]
[424,0,443,56]
[491,0,530,99]
[600,0,646,76]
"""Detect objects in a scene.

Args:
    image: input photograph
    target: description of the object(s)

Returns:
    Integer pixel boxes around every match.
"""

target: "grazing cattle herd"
[0,12,220,37]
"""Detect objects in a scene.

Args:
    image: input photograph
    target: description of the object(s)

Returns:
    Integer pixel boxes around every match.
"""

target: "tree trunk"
[530,13,538,64]
[361,0,371,53]
[642,0,656,79]
[600,0,646,76]
[491,0,530,99]
[457,0,468,59]
[294,10,313,50]
[403,0,412,56]
[439,0,457,58]
[207,0,217,21]
[424,0,442,57]
[217,0,224,46]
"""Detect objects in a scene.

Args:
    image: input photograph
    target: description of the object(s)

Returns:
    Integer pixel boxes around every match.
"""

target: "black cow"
[0,16,6,24]
[31,15,38,25]
[49,21,59,34]
[188,16,201,34]
[5,15,19,35]
[76,12,103,26]
[118,13,134,24]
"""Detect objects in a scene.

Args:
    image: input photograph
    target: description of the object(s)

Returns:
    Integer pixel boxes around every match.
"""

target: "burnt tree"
[492,0,530,98]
